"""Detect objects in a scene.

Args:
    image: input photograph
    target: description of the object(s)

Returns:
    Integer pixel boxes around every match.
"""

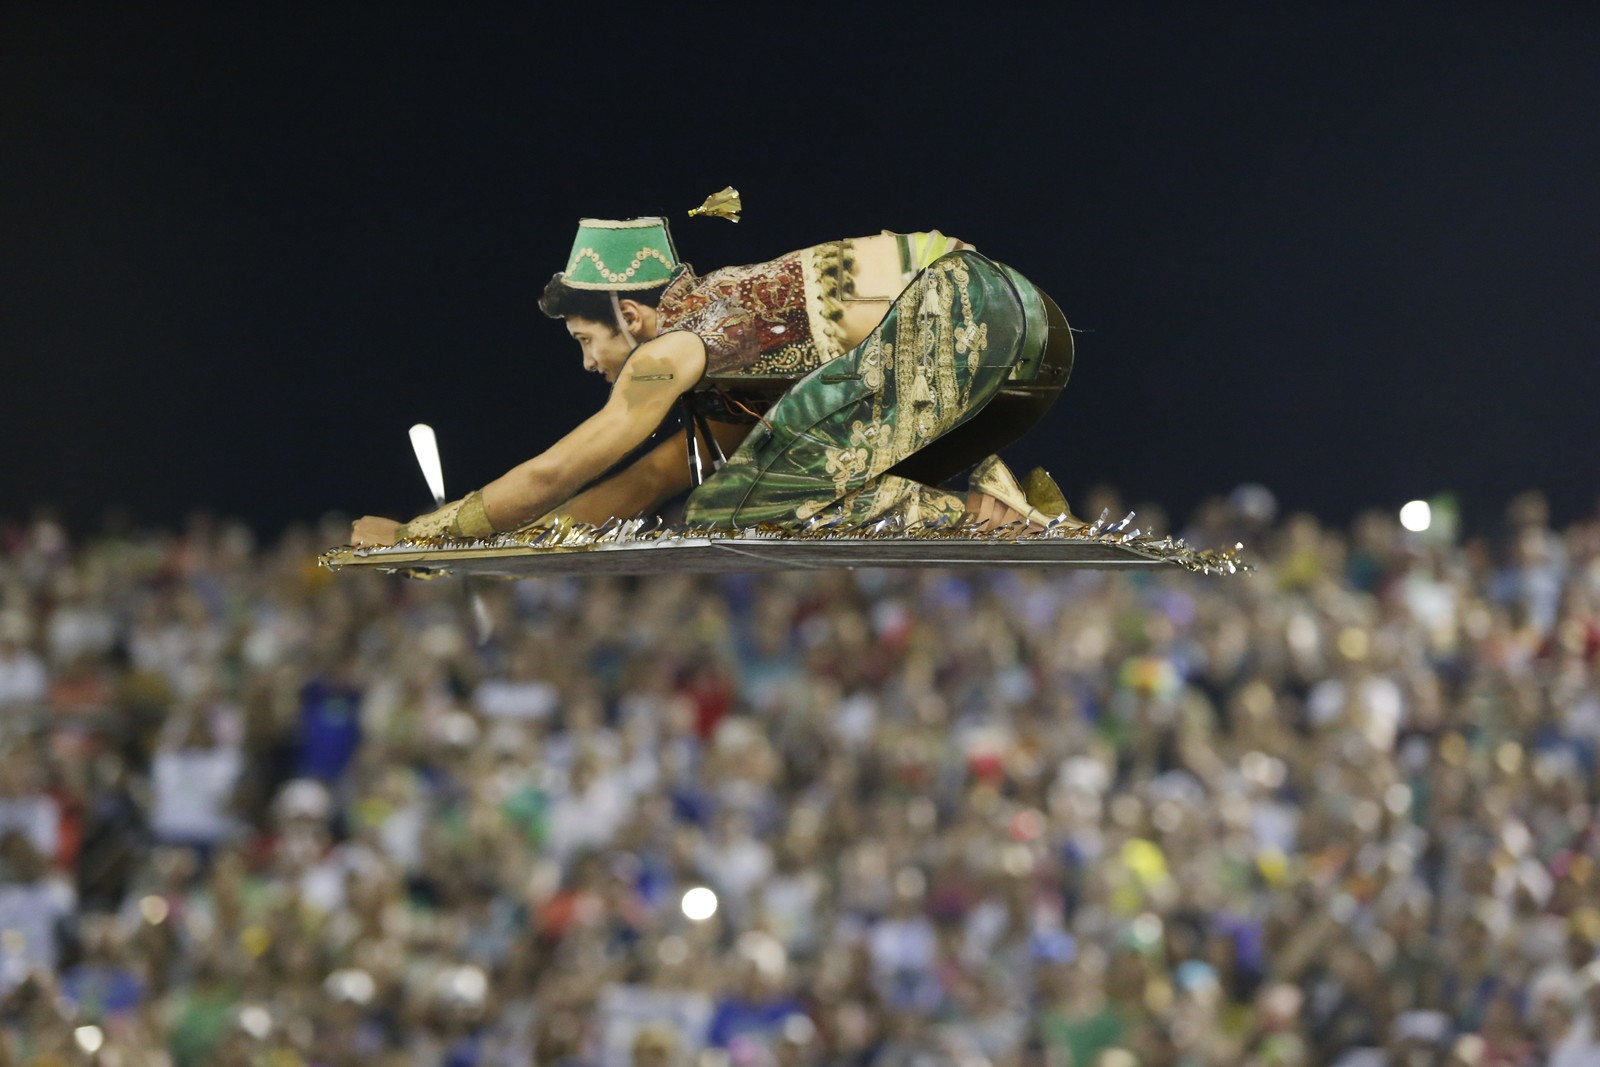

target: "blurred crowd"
[0,485,1598,1067]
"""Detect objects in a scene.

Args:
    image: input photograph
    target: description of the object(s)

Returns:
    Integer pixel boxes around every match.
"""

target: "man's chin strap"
[611,292,639,354]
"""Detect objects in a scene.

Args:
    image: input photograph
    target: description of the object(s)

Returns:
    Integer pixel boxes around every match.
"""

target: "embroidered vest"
[656,241,858,421]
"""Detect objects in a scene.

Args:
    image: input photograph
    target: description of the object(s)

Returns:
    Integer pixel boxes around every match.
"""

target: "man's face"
[566,317,632,383]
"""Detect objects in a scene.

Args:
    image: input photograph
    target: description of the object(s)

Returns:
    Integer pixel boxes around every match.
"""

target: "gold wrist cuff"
[454,489,495,539]
[394,490,495,543]
[395,500,459,542]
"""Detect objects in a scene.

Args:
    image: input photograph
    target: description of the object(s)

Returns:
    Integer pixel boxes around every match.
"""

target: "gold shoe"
[968,456,1084,529]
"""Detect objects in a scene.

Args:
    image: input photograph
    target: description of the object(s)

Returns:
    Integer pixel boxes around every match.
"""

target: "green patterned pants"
[685,251,1068,529]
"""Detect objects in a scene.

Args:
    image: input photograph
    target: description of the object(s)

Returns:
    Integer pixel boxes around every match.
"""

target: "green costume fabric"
[684,251,1056,529]
[561,217,679,291]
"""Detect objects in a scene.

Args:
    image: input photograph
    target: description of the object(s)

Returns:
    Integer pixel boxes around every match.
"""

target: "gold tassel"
[1022,468,1073,519]
[688,186,742,223]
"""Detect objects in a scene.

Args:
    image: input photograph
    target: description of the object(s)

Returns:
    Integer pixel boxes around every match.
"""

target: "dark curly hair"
[538,274,665,331]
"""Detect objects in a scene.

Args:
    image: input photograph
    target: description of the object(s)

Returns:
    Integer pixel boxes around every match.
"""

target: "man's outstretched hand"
[350,516,402,546]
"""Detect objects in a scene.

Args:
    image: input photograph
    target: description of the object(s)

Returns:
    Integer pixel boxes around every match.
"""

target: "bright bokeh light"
[448,966,488,1004]
[239,1005,273,1040]
[325,968,377,1005]
[74,1026,105,1054]
[682,886,719,921]
[1399,500,1432,532]
[139,895,169,924]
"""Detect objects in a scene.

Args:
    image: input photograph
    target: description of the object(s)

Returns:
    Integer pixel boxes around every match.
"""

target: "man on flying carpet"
[349,204,1079,548]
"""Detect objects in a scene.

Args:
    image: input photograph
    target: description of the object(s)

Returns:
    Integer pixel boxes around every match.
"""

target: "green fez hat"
[561,216,680,291]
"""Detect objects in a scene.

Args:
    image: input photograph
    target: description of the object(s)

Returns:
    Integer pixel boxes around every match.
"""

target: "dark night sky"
[2,5,1597,537]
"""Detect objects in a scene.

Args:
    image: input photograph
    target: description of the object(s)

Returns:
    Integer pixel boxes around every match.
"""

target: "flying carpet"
[320,514,1248,579]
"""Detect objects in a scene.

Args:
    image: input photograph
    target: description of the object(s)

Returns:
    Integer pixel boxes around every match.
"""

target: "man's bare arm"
[545,418,751,525]
[351,333,707,545]
[479,332,706,529]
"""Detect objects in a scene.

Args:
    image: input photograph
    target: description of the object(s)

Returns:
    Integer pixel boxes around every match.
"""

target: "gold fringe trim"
[801,240,854,363]
[324,509,1250,577]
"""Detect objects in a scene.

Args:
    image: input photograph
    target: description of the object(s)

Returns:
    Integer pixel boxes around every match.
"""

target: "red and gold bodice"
[656,241,855,383]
